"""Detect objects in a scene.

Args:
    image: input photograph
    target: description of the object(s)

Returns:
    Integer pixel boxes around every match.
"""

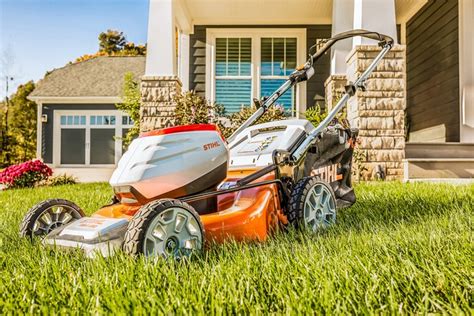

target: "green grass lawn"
[0,182,472,314]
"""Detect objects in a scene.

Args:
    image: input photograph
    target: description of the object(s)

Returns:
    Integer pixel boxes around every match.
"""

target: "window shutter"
[215,38,252,113]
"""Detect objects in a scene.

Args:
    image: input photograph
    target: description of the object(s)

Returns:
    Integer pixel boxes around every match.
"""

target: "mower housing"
[109,124,228,203]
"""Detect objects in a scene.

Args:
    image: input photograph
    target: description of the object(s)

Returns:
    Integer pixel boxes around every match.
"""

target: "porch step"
[405,142,474,159]
[403,158,474,181]
[404,143,474,182]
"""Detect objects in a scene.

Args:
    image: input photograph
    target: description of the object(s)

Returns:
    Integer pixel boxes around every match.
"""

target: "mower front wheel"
[122,199,204,259]
[286,177,337,232]
[19,199,85,239]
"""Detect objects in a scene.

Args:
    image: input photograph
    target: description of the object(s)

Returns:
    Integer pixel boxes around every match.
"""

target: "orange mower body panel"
[92,170,287,243]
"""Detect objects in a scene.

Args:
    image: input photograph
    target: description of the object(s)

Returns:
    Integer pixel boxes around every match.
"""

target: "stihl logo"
[203,141,220,151]
[311,164,340,183]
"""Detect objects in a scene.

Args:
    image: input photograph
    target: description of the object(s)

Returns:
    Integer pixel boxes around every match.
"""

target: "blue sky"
[0,0,149,98]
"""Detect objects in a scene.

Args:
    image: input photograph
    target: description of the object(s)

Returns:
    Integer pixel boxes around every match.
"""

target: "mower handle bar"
[227,29,394,144]
[307,29,393,65]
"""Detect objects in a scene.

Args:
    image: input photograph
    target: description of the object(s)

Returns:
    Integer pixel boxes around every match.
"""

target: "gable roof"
[29,56,145,99]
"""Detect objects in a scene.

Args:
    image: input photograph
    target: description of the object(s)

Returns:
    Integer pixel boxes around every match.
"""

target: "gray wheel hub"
[144,207,203,259]
[33,205,81,235]
[303,183,336,231]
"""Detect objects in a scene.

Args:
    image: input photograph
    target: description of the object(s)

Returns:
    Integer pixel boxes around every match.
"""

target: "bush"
[173,91,290,138]
[116,72,141,147]
[303,104,348,128]
[223,104,288,138]
[303,104,328,127]
[0,160,52,189]
[43,173,77,186]
[173,91,225,126]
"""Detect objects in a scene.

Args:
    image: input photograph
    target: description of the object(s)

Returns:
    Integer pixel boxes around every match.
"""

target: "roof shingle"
[30,56,145,98]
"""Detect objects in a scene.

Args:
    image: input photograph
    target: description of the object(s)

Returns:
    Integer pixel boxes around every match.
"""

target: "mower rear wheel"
[286,177,336,232]
[19,199,85,238]
[122,199,204,259]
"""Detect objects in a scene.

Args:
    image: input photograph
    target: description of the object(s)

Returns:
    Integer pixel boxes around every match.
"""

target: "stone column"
[140,76,182,132]
[324,75,347,111]
[346,45,406,180]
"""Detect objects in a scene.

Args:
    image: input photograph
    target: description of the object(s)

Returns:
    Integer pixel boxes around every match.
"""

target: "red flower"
[0,159,52,189]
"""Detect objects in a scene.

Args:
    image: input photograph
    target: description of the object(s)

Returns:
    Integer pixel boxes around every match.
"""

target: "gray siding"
[41,104,117,163]
[306,25,332,108]
[189,25,332,109]
[406,0,460,142]
[189,26,207,97]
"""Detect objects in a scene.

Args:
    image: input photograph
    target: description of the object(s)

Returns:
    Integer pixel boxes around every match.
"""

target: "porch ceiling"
[179,0,427,27]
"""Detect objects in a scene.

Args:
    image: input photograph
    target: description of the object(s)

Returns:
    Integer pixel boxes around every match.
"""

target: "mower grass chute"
[19,30,394,259]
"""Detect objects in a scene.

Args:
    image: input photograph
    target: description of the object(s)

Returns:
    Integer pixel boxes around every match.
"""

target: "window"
[215,37,252,113]
[90,115,115,125]
[55,111,132,166]
[122,115,134,126]
[60,115,86,126]
[209,29,305,116]
[260,38,297,111]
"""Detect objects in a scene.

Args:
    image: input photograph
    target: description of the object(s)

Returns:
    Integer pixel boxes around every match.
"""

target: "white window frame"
[53,110,133,167]
[206,28,307,117]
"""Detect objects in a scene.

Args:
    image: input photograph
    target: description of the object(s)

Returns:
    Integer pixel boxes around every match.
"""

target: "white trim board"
[36,101,43,159]
[28,96,122,104]
[459,0,474,142]
[205,28,307,117]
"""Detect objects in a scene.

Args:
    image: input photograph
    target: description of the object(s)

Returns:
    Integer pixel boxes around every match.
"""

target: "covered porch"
[142,0,473,181]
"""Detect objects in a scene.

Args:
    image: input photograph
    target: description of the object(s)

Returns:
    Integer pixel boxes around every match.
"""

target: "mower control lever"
[289,63,315,83]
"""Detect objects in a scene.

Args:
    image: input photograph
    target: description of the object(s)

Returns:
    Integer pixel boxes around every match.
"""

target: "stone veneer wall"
[324,74,347,111]
[345,45,406,180]
[140,76,182,132]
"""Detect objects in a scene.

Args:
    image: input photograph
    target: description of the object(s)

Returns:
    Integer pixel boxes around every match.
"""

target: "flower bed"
[0,160,52,189]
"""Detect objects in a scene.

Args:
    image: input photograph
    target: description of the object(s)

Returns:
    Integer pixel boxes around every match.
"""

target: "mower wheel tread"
[122,199,204,257]
[286,177,336,229]
[19,199,85,238]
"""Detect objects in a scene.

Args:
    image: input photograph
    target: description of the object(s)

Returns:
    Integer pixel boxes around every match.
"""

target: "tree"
[75,30,146,63]
[98,29,126,54]
[121,42,146,56]
[0,81,37,166]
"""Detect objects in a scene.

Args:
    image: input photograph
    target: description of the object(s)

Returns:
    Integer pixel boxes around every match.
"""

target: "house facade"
[29,0,473,182]
[142,0,473,181]
[29,56,145,182]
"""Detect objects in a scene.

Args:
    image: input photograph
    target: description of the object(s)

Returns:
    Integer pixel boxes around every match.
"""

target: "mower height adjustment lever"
[344,80,367,96]
[289,62,315,83]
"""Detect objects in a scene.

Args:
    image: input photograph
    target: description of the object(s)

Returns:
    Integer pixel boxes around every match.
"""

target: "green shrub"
[223,104,288,138]
[116,72,141,147]
[43,173,77,186]
[173,91,225,126]
[303,104,328,127]
[173,91,288,139]
[303,103,348,128]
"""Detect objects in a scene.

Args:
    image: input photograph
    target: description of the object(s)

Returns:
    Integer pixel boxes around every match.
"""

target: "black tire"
[122,199,205,259]
[19,199,85,238]
[286,177,337,231]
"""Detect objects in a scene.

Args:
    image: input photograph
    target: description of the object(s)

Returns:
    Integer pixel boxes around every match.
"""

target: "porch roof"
[175,0,427,32]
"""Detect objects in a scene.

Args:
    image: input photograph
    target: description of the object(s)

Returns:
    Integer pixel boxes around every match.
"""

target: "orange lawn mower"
[19,30,394,259]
